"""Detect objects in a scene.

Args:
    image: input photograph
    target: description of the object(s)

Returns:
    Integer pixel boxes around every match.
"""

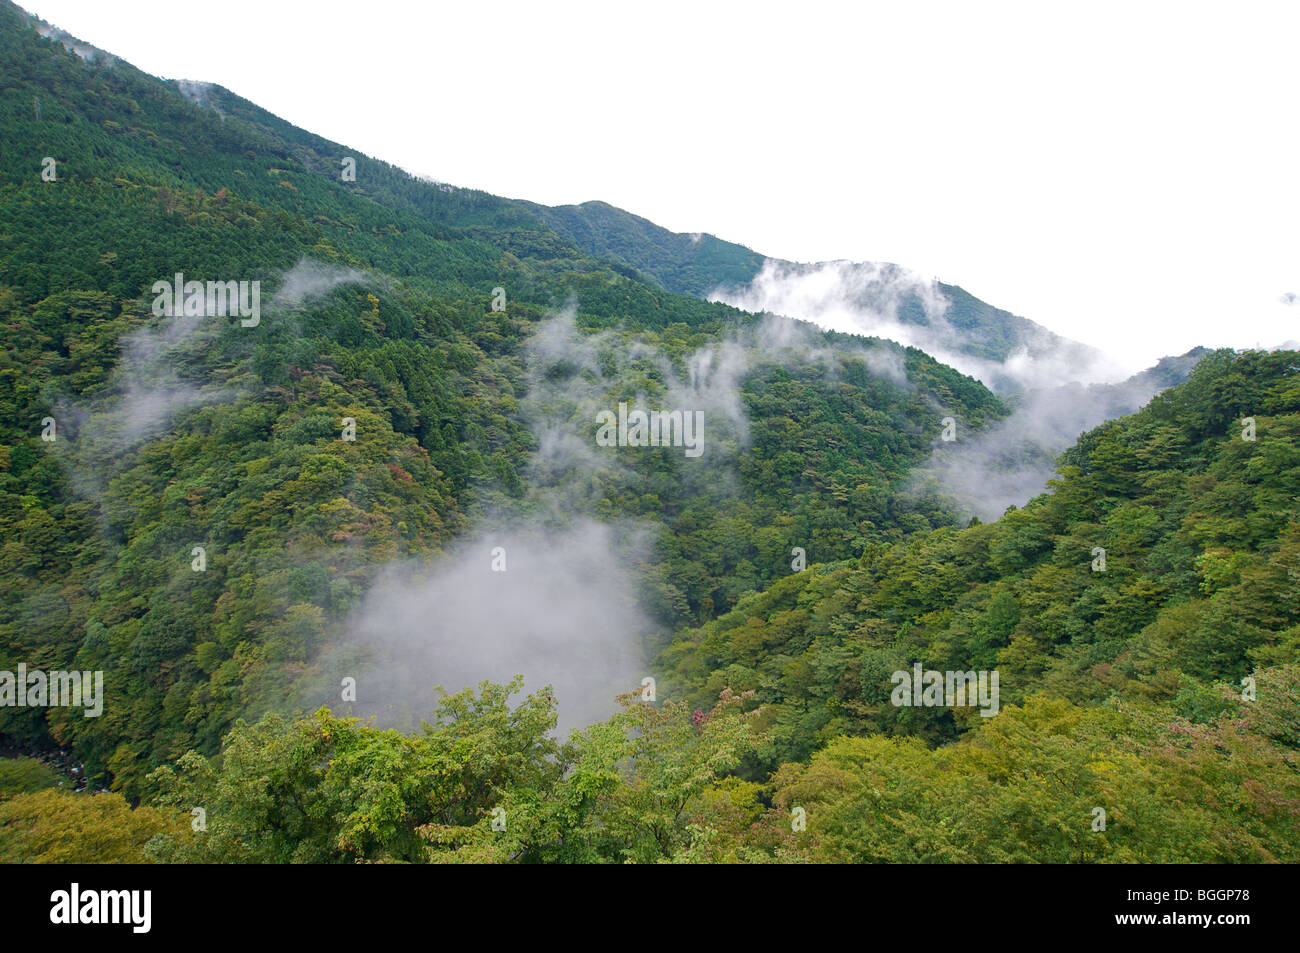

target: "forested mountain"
[520,199,1097,371]
[0,2,1295,865]
[0,0,1000,791]
[520,199,767,297]
[660,349,1300,758]
[7,347,1293,865]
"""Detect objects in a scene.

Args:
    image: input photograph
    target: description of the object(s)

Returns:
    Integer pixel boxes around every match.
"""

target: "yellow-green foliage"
[0,788,188,863]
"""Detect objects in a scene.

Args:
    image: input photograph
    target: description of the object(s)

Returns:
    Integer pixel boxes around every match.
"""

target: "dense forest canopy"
[0,1,1295,864]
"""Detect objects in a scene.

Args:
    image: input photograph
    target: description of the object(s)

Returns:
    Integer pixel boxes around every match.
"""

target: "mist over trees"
[0,0,1296,867]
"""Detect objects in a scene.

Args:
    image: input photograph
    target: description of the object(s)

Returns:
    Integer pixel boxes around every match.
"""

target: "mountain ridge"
[5,0,1109,380]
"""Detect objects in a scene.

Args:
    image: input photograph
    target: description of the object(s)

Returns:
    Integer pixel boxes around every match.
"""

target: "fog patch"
[910,366,1195,521]
[47,258,368,498]
[331,521,654,736]
[712,259,1128,393]
[272,259,369,310]
[326,298,931,732]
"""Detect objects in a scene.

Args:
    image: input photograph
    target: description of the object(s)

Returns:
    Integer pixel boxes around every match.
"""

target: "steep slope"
[520,199,767,297]
[912,346,1213,521]
[0,2,1008,792]
[516,201,1101,373]
[659,348,1300,770]
[711,258,1107,383]
[5,347,1292,865]
[1,4,1294,867]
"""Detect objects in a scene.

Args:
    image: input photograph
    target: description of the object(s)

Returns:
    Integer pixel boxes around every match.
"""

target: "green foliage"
[0,3,1005,793]
[523,200,767,298]
[0,787,185,863]
[145,678,561,864]
[761,685,1300,862]
[143,680,765,864]
[658,349,1300,771]
[0,756,60,799]
[2,3,1297,865]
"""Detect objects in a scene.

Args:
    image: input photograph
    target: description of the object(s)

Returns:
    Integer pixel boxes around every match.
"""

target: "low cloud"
[713,257,1193,519]
[49,258,369,498]
[911,373,1179,521]
[711,259,1130,393]
[272,259,369,310]
[328,520,654,736]
[330,306,675,732]
[332,303,921,730]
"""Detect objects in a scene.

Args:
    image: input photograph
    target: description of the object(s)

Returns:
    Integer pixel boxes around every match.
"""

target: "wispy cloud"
[711,258,1130,392]
[49,258,369,498]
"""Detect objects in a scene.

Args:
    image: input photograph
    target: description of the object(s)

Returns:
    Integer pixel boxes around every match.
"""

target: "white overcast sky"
[24,0,1300,371]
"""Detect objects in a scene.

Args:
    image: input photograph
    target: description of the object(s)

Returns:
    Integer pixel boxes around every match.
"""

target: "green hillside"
[0,2,1294,866]
[7,347,1291,865]
[522,199,767,297]
[659,349,1300,766]
[0,1,1003,796]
